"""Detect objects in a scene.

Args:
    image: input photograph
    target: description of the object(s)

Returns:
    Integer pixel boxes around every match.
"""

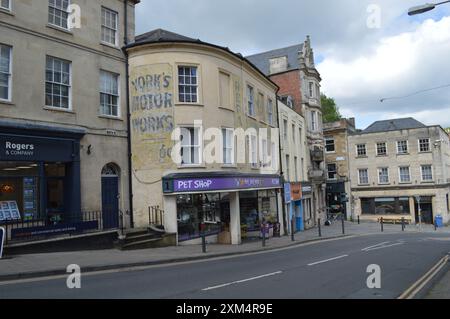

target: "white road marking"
[202,271,283,291]
[363,242,404,252]
[361,242,391,251]
[307,255,349,267]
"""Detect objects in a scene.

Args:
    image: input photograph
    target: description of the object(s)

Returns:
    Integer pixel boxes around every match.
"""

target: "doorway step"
[116,227,176,250]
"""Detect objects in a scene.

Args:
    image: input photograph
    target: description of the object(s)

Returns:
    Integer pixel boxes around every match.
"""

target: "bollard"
[434,221,437,231]
[342,217,345,235]
[380,217,384,232]
[358,215,360,225]
[402,218,405,232]
[291,219,295,242]
[318,218,322,237]
[262,224,266,247]
[201,223,207,253]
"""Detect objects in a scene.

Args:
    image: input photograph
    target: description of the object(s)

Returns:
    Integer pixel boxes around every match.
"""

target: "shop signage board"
[0,227,4,259]
[169,176,282,193]
[284,183,291,203]
[11,221,99,240]
[302,183,313,195]
[0,201,21,222]
[290,183,303,201]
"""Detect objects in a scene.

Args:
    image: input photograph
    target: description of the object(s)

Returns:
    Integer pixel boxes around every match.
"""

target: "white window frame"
[285,154,290,180]
[100,70,120,117]
[180,127,202,166]
[283,119,288,143]
[1,0,11,11]
[398,166,411,183]
[418,138,431,153]
[311,110,317,131]
[397,140,409,155]
[356,144,367,157]
[308,82,314,98]
[101,7,119,47]
[247,85,255,117]
[45,56,72,110]
[271,141,277,170]
[222,128,234,165]
[378,167,390,184]
[178,65,199,104]
[0,44,12,102]
[376,142,387,156]
[327,163,337,181]
[249,134,258,168]
[358,169,369,185]
[325,137,336,153]
[421,165,434,182]
[48,0,70,30]
[267,98,274,125]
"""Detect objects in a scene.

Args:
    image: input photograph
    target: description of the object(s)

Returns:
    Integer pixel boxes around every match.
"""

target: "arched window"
[101,163,120,177]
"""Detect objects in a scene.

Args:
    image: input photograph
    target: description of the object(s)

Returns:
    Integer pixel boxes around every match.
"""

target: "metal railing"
[149,206,164,228]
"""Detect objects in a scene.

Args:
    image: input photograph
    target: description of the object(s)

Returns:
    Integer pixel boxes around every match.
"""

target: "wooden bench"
[377,217,411,225]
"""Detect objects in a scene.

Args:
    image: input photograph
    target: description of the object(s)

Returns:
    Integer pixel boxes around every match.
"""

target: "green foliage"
[321,94,342,123]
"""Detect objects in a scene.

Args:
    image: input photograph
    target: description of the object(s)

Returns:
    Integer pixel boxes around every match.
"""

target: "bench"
[377,217,411,225]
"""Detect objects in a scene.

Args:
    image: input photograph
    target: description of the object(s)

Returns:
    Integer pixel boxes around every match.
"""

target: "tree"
[321,94,342,123]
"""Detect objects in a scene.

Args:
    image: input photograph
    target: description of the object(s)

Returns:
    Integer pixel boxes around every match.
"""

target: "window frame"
[358,168,369,185]
[356,144,367,157]
[48,0,70,30]
[378,167,390,184]
[1,0,11,11]
[177,65,199,104]
[0,44,12,102]
[310,110,317,131]
[222,127,235,166]
[376,142,387,156]
[398,166,411,183]
[397,140,409,155]
[325,137,336,153]
[218,70,231,109]
[99,70,120,118]
[327,163,338,181]
[249,133,258,168]
[45,55,72,110]
[418,138,431,153]
[267,98,274,126]
[421,165,434,182]
[246,84,255,117]
[101,6,119,47]
[180,126,202,166]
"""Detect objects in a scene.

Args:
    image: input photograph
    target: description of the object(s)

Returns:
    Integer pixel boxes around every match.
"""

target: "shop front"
[0,122,85,240]
[284,182,303,234]
[162,173,282,245]
[301,182,314,229]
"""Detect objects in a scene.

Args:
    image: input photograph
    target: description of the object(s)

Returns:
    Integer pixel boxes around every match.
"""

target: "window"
[178,66,198,103]
[421,165,433,181]
[361,197,410,215]
[294,157,298,181]
[310,111,317,131]
[327,164,337,180]
[357,144,367,157]
[100,71,119,117]
[261,139,268,167]
[397,141,408,154]
[180,127,201,165]
[292,124,296,143]
[101,7,118,46]
[399,166,411,183]
[315,84,320,99]
[1,0,10,10]
[285,155,290,180]
[308,82,314,98]
[358,169,369,185]
[325,138,335,153]
[378,168,389,184]
[45,56,71,109]
[283,119,288,143]
[267,99,274,125]
[48,0,69,29]
[0,44,11,101]
[247,85,255,116]
[376,142,387,156]
[222,128,234,165]
[219,71,231,108]
[250,134,258,168]
[419,139,431,153]
[271,142,277,170]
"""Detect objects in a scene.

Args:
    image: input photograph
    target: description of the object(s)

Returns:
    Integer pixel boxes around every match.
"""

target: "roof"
[245,44,304,76]
[127,29,278,90]
[362,118,427,134]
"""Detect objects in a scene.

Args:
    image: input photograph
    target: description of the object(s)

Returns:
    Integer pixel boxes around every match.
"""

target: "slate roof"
[245,44,304,76]
[362,118,427,134]
[135,29,198,44]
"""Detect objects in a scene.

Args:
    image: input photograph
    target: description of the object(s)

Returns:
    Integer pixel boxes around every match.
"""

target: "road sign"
[0,227,5,259]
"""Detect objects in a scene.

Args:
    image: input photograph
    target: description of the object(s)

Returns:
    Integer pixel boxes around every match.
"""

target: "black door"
[101,176,119,229]
[415,203,433,224]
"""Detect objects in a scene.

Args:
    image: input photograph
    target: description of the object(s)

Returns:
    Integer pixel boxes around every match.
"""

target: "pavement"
[0,221,448,283]
[1,229,449,299]
[425,265,450,299]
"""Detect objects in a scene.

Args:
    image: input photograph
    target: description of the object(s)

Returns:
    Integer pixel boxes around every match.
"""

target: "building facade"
[126,29,283,245]
[323,118,356,219]
[0,0,138,234]
[278,99,310,233]
[349,118,450,225]
[247,36,327,229]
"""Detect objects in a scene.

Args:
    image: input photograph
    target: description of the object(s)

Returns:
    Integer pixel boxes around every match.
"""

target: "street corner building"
[125,29,284,245]
[0,0,139,244]
[348,118,450,226]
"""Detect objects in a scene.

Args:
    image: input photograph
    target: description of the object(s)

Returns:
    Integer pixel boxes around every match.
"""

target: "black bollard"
[358,215,360,225]
[380,217,384,232]
[402,218,405,232]
[342,217,345,235]
[291,219,295,242]
[262,224,266,247]
[318,218,322,237]
[201,223,207,253]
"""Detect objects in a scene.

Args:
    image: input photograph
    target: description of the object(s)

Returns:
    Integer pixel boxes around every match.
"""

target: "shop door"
[415,202,433,224]
[101,176,119,230]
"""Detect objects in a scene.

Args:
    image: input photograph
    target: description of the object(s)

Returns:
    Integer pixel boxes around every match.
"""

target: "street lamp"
[414,196,422,231]
[408,1,450,16]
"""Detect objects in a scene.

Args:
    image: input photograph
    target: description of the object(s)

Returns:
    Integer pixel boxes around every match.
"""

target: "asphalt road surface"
[1,232,449,299]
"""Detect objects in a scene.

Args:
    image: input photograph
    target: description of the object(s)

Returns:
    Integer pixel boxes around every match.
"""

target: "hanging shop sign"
[301,183,313,195]
[165,176,282,194]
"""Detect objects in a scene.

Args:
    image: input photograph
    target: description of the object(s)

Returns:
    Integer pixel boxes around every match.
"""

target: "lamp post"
[415,196,422,231]
[408,1,450,16]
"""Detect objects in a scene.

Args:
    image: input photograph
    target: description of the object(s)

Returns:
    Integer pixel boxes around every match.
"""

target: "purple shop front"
[173,177,281,193]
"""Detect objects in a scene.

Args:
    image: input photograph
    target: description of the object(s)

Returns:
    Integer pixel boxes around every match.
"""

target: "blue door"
[101,176,119,229]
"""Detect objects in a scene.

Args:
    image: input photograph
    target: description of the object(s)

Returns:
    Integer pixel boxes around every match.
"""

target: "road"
[0,232,449,299]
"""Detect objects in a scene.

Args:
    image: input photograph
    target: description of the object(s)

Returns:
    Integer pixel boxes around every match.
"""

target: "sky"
[135,0,450,130]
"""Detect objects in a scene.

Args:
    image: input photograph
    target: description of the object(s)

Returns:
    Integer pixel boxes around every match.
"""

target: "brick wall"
[270,70,303,115]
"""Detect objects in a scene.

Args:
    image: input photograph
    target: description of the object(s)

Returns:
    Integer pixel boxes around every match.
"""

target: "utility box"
[435,215,443,228]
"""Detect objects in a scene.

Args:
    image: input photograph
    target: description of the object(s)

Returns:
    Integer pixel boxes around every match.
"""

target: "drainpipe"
[276,95,288,236]
[123,0,134,228]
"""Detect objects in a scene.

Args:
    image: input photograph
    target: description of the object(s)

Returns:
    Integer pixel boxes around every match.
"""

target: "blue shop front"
[285,182,304,233]
[0,121,85,229]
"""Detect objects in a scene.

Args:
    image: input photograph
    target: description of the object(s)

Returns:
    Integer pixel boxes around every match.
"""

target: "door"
[102,176,119,229]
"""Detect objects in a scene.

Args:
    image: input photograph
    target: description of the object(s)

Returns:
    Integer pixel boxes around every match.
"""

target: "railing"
[149,206,165,228]
[0,210,123,245]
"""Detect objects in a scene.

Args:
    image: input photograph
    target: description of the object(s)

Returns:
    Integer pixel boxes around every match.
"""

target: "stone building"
[323,118,356,219]
[348,118,450,225]
[0,0,138,234]
[247,36,326,228]
[126,29,283,245]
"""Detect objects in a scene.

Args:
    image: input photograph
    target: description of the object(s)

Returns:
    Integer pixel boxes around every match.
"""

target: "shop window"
[361,197,410,215]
